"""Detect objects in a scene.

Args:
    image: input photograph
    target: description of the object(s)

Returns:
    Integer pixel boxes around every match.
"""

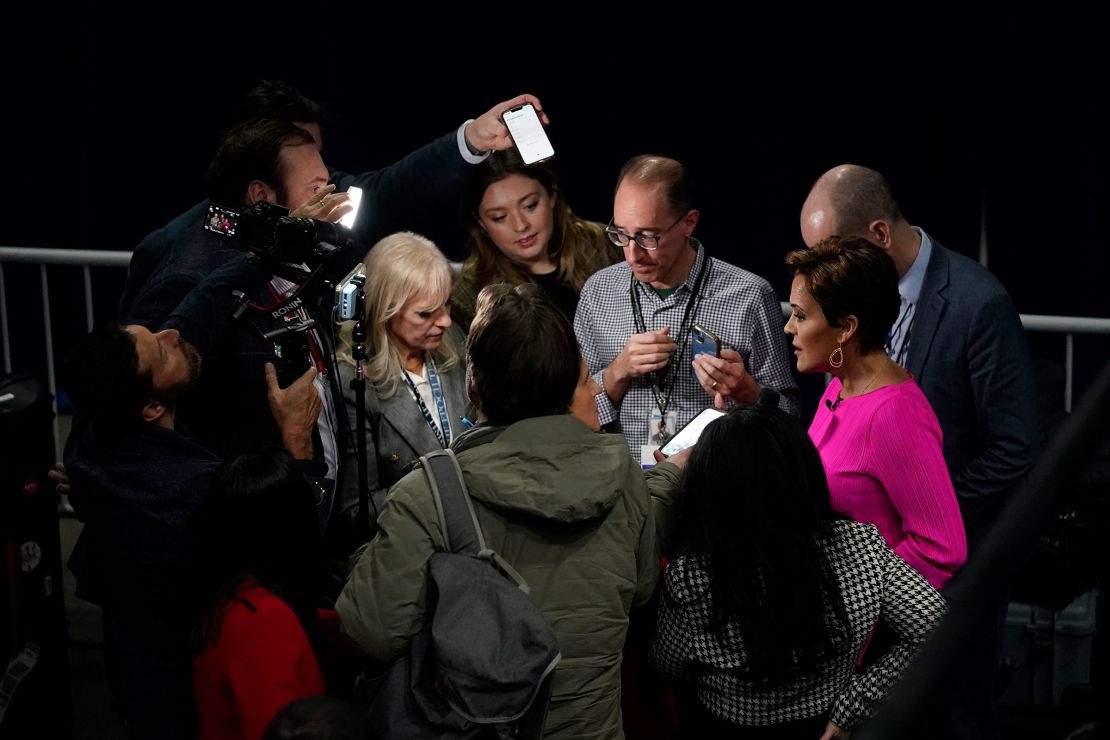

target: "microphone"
[825,396,843,412]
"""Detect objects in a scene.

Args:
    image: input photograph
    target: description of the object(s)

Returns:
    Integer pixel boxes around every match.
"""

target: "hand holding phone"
[690,324,720,380]
[338,186,363,229]
[660,408,725,456]
[502,103,554,165]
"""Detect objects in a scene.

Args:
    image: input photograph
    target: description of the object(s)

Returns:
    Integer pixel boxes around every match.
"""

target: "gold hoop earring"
[829,344,844,369]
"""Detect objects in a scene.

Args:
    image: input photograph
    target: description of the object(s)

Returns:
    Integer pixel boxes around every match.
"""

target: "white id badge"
[647,406,677,447]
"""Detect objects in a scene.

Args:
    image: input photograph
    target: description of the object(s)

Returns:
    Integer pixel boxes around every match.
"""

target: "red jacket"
[194,580,331,740]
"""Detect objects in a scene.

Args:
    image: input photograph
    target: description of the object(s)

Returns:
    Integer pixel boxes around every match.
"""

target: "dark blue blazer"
[906,238,1038,541]
[115,129,471,484]
[119,128,470,326]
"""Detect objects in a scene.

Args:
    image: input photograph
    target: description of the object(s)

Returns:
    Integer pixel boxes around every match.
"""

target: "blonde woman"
[329,232,474,589]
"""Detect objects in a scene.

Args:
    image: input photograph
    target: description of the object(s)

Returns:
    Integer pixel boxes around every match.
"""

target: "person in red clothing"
[193,448,336,740]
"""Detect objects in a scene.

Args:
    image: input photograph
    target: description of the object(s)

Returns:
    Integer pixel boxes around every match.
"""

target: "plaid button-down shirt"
[574,241,798,456]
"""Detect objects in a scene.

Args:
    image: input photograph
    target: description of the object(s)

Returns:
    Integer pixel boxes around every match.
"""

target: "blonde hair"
[338,232,458,398]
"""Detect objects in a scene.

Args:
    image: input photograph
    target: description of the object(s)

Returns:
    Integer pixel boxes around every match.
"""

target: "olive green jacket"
[336,414,683,739]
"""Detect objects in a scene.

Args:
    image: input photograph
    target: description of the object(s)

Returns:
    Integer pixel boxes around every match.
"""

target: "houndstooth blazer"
[650,519,947,730]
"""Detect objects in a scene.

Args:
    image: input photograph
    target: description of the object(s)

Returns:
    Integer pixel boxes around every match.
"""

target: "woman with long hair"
[452,149,619,330]
[651,393,948,738]
[193,448,334,740]
[330,232,474,592]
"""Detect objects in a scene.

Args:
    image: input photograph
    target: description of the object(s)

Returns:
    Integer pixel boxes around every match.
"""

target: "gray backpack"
[357,448,562,739]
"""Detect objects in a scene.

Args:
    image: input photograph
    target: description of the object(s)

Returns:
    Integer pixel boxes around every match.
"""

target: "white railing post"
[39,265,59,457]
[83,265,95,332]
[1065,333,1074,413]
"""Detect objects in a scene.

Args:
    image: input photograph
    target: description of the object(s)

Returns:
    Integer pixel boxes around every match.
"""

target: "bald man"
[800,164,1037,740]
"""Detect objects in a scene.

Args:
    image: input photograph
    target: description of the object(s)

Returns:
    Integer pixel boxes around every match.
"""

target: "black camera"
[204,201,355,273]
[203,201,360,386]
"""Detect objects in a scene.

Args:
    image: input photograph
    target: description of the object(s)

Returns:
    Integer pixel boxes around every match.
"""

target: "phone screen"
[502,104,554,165]
[204,205,240,237]
[339,186,363,229]
[334,265,365,322]
[660,408,725,456]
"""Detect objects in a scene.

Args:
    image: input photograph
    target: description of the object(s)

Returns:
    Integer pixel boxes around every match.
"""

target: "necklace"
[828,359,889,412]
[845,361,886,398]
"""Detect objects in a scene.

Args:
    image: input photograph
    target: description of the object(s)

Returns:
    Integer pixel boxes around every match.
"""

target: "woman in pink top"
[783,236,965,589]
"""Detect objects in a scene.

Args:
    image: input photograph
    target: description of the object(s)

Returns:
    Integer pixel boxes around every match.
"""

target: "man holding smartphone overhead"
[574,155,798,463]
[118,93,547,565]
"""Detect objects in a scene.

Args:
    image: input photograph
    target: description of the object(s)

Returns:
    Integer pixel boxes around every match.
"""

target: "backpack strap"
[421,448,485,556]
[420,448,534,594]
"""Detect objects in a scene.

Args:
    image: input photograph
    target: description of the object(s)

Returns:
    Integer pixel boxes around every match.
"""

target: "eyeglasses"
[604,212,687,251]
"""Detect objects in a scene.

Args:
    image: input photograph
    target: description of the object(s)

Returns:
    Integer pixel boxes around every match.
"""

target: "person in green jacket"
[336,282,688,739]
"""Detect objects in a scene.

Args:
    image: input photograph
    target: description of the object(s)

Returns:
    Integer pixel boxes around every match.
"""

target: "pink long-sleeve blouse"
[808,377,966,589]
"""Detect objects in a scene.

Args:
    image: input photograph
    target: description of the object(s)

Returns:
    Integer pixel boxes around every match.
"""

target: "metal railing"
[0,247,132,455]
[2,246,1108,455]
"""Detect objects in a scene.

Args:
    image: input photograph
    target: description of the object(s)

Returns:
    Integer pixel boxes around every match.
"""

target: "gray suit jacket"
[905,237,1038,541]
[324,332,475,600]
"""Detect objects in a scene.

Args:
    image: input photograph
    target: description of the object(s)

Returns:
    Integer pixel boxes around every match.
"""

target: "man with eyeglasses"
[574,155,798,463]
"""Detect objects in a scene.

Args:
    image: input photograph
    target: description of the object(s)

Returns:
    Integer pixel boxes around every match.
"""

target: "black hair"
[193,448,325,658]
[466,283,580,425]
[675,389,849,683]
[205,118,316,207]
[231,79,322,128]
[62,322,150,435]
[263,696,367,740]
[785,235,902,354]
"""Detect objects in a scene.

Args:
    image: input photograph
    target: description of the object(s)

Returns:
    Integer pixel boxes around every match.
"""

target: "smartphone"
[338,185,363,229]
[691,324,721,380]
[660,408,726,456]
[334,265,366,321]
[502,103,554,165]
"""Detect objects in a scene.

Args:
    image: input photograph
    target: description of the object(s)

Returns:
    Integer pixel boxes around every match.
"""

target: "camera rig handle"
[229,289,318,387]
[343,275,378,539]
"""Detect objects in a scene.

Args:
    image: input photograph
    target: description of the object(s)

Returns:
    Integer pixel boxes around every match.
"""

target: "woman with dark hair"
[451,149,619,330]
[651,393,948,738]
[193,448,336,740]
[784,236,965,590]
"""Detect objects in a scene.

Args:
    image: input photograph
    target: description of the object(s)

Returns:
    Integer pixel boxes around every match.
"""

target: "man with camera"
[118,96,544,533]
[60,321,321,740]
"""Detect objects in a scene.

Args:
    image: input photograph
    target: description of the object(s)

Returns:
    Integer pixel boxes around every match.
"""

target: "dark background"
[7,3,1108,416]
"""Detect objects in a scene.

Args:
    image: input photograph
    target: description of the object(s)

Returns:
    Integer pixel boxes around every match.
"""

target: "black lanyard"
[401,358,452,449]
[629,249,711,417]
